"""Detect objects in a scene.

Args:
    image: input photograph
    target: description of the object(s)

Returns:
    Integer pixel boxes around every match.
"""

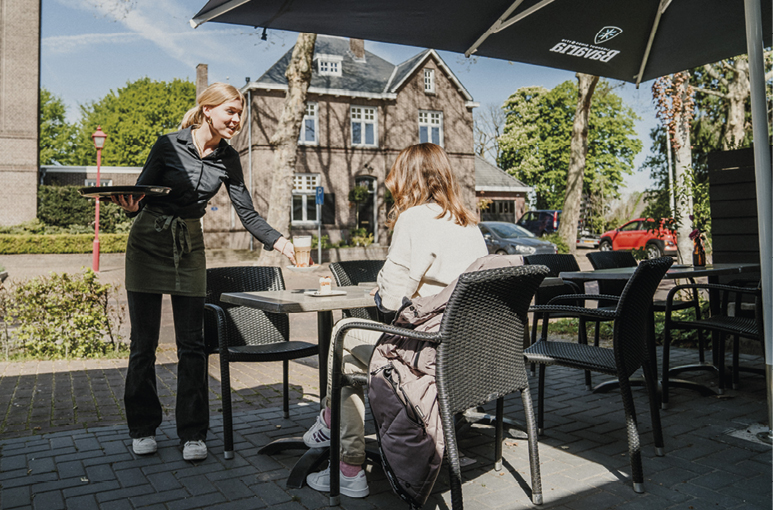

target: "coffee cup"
[293,236,312,268]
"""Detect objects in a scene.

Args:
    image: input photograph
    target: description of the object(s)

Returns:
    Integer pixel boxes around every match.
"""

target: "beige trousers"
[325,317,382,466]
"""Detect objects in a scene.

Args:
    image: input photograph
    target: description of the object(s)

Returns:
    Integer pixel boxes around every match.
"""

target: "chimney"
[349,38,365,60]
[196,64,208,98]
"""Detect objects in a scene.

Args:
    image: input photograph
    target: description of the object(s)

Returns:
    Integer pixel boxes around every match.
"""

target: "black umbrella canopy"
[192,0,771,84]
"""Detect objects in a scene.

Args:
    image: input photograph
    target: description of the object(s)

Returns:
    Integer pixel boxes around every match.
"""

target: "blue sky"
[41,0,658,191]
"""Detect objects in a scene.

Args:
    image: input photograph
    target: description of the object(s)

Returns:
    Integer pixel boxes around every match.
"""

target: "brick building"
[0,0,40,227]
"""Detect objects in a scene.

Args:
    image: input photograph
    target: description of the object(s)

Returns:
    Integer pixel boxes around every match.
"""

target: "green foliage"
[2,269,127,359]
[543,233,569,254]
[499,80,642,220]
[39,88,77,166]
[349,228,374,247]
[0,234,128,254]
[37,185,132,233]
[348,186,370,204]
[72,77,196,166]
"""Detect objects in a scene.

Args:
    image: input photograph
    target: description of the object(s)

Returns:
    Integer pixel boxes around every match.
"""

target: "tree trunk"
[558,73,599,255]
[672,72,694,264]
[259,33,317,265]
[723,58,750,150]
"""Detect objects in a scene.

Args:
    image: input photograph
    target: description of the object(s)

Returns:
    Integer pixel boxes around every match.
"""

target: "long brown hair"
[181,82,245,131]
[385,143,477,229]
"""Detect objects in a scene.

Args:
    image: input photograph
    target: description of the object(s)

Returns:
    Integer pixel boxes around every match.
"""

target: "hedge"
[0,234,128,254]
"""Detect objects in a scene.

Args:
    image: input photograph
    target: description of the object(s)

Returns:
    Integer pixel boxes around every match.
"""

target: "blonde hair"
[385,143,478,229]
[181,82,245,131]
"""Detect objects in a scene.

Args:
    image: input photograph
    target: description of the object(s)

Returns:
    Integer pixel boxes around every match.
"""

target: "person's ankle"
[340,461,363,478]
[323,407,331,428]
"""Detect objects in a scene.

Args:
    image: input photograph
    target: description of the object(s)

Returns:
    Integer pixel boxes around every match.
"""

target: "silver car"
[478,221,557,256]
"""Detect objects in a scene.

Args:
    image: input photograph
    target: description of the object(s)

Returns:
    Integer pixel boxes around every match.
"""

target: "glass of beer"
[293,235,312,268]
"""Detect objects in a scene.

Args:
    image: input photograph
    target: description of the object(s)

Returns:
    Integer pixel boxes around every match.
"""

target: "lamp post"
[91,126,107,272]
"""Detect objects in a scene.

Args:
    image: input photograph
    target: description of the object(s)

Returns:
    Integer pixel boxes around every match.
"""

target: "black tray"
[78,185,171,199]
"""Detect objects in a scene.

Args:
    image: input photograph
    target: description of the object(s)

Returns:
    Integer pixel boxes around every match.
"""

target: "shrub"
[543,233,570,254]
[37,185,132,233]
[0,234,128,254]
[349,228,374,247]
[2,269,127,359]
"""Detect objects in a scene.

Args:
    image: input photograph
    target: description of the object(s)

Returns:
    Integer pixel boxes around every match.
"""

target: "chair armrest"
[529,303,618,321]
[203,303,228,356]
[664,282,760,319]
[543,293,621,306]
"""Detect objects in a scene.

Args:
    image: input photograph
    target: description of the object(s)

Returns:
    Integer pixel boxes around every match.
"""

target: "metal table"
[557,262,761,395]
[220,285,377,488]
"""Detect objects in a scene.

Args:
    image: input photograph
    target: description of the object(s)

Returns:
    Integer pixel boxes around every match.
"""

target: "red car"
[598,218,678,259]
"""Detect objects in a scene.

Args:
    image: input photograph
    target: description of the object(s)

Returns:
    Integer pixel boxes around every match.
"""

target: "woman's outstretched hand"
[274,237,296,265]
[110,194,144,213]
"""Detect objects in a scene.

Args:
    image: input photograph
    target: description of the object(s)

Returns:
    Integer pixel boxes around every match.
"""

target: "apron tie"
[154,214,192,291]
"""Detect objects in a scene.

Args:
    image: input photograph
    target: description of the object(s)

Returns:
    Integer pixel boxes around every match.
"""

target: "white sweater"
[377,203,488,311]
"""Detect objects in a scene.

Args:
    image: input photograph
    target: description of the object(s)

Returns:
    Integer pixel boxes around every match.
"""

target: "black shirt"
[131,126,281,250]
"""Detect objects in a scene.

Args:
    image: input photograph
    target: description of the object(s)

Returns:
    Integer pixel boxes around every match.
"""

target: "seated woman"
[303,143,488,498]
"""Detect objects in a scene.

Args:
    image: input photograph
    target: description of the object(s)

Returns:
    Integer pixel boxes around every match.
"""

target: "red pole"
[93,148,101,272]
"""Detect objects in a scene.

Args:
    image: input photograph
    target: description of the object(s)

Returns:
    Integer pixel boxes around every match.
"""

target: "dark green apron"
[125,207,206,297]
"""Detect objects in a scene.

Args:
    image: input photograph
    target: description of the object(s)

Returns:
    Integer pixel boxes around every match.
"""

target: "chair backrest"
[205,266,289,348]
[586,251,637,297]
[329,260,385,321]
[613,257,673,376]
[435,265,550,415]
[524,254,581,304]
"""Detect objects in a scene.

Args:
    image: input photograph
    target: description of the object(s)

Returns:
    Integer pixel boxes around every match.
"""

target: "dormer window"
[424,68,435,94]
[317,54,343,76]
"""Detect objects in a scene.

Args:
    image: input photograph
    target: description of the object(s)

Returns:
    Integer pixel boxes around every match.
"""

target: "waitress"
[112,82,295,461]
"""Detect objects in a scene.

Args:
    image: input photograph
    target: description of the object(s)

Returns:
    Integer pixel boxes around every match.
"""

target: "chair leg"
[716,333,726,395]
[495,398,503,472]
[578,318,592,390]
[282,360,290,419]
[537,364,546,435]
[617,375,644,493]
[440,401,464,510]
[520,389,543,505]
[661,325,672,410]
[529,315,538,375]
[642,359,664,456]
[220,356,235,460]
[732,334,740,389]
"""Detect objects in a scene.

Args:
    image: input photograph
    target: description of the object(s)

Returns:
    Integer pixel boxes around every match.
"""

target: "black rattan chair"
[524,257,673,494]
[662,281,763,408]
[328,265,549,508]
[204,266,319,459]
[328,260,385,321]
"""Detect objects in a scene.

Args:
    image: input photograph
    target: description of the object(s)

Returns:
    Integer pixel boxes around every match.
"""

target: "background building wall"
[0,0,40,227]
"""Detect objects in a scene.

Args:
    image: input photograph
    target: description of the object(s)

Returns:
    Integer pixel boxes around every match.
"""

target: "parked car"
[598,218,678,259]
[478,221,557,256]
[516,209,561,237]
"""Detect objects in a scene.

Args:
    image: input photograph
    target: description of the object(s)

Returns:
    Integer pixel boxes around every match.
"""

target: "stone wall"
[0,0,40,227]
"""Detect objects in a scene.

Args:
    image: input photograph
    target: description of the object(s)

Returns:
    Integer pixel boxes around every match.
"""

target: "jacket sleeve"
[377,215,432,311]
[224,150,282,250]
[127,136,167,218]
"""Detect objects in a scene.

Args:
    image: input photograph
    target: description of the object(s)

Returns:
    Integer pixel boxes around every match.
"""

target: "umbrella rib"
[465,0,556,57]
[635,0,673,86]
[190,0,253,28]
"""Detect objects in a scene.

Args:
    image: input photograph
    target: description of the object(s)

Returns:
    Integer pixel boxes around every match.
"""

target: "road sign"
[315,186,324,205]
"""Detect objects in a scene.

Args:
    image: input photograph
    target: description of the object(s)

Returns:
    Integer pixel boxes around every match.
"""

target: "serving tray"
[78,185,171,199]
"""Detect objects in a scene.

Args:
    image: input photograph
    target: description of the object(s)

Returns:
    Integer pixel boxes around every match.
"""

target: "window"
[292,174,320,224]
[418,110,443,146]
[317,55,343,76]
[84,178,112,187]
[299,102,318,145]
[351,106,378,147]
[423,68,435,94]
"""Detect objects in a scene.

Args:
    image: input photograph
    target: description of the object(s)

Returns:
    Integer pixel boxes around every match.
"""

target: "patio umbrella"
[191,0,773,436]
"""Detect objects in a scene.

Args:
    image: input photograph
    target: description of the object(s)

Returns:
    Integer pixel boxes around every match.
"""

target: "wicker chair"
[328,260,385,321]
[204,266,319,459]
[327,265,549,508]
[586,251,706,373]
[524,257,673,493]
[662,281,763,408]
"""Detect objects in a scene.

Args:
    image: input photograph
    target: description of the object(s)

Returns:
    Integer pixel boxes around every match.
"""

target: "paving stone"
[1,485,31,509]
[30,490,65,510]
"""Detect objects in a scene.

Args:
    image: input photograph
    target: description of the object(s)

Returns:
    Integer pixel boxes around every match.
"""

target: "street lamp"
[91,126,107,272]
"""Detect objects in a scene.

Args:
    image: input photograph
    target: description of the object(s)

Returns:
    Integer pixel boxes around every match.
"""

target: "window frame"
[298,102,318,146]
[350,105,378,148]
[418,110,444,146]
[423,68,435,94]
[291,173,321,225]
[317,54,343,76]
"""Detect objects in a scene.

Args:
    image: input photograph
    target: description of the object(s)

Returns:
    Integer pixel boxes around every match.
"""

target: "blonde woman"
[112,83,295,461]
[303,143,488,498]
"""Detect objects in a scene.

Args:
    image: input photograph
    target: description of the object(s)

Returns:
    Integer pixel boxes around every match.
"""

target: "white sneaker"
[306,464,369,498]
[132,436,157,455]
[183,440,207,461]
[303,409,331,448]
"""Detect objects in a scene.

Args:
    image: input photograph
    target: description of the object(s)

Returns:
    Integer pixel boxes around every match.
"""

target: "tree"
[72,78,196,166]
[499,80,641,227]
[260,33,317,264]
[39,88,77,166]
[473,102,506,162]
[557,73,599,254]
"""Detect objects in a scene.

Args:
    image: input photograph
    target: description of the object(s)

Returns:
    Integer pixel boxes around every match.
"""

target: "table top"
[559,262,761,281]
[221,285,376,314]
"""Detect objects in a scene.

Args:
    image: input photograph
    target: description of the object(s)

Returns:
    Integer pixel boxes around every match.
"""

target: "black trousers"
[124,291,208,444]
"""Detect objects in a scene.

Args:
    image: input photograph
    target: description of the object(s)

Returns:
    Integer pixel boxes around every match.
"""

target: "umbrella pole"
[743,0,773,443]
